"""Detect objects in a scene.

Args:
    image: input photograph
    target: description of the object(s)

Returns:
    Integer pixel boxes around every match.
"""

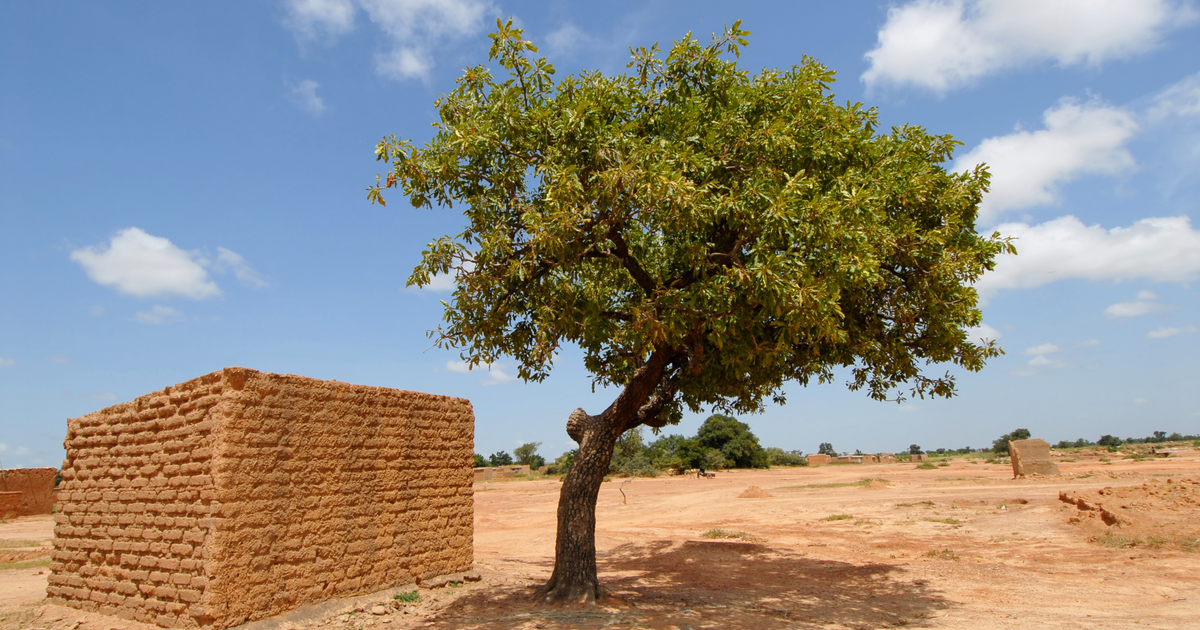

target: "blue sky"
[2,0,1199,467]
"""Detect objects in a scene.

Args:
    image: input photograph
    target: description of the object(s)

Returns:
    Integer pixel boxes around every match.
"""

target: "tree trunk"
[538,409,621,603]
[538,350,676,603]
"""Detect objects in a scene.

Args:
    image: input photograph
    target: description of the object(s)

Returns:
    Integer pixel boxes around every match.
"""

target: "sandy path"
[3,454,1198,629]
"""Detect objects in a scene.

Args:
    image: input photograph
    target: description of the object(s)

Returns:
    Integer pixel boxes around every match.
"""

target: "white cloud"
[444,359,515,384]
[445,360,472,373]
[134,305,186,325]
[544,22,591,57]
[863,0,1192,93]
[284,0,357,41]
[977,215,1200,299]
[954,98,1137,223]
[284,0,495,81]
[287,79,327,116]
[71,228,220,299]
[1148,71,1200,121]
[1023,343,1061,356]
[1078,339,1101,347]
[214,247,269,288]
[1147,325,1198,339]
[1134,397,1148,403]
[89,305,105,317]
[1105,293,1169,318]
[1017,342,1065,375]
[0,357,14,367]
[965,323,1002,344]
[48,356,71,364]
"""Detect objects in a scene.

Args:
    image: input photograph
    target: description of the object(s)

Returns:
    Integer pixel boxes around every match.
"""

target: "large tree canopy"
[371,19,1009,602]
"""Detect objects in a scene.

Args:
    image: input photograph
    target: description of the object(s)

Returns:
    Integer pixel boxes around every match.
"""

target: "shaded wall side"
[204,369,473,628]
[0,467,58,515]
[48,372,223,629]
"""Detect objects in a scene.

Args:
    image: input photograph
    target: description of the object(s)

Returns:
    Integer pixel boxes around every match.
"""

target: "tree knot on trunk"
[566,408,592,443]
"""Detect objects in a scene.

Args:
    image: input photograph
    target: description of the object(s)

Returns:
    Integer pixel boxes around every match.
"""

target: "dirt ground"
[4,450,1198,629]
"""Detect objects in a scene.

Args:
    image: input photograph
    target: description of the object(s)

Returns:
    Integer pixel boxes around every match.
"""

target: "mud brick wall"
[0,467,59,515]
[0,491,22,518]
[48,367,474,629]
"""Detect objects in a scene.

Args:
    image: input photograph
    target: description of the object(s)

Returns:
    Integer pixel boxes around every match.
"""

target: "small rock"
[371,605,387,615]
[463,571,482,582]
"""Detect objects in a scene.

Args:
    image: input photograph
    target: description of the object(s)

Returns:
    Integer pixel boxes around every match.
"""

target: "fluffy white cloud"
[863,0,1191,93]
[71,228,265,299]
[71,228,221,299]
[977,215,1200,299]
[1105,290,1169,318]
[134,305,186,325]
[284,0,495,81]
[1147,325,1198,339]
[0,357,14,367]
[287,79,327,116]
[954,99,1137,223]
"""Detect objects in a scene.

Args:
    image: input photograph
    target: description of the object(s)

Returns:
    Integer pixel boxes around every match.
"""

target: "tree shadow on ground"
[435,540,952,629]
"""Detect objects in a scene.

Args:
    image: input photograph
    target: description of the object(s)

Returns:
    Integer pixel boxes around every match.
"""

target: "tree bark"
[538,408,621,603]
[538,349,677,603]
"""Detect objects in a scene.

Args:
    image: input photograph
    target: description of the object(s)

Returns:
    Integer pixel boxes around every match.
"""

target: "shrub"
[473,453,487,468]
[766,447,808,467]
[488,451,513,466]
[992,428,1031,454]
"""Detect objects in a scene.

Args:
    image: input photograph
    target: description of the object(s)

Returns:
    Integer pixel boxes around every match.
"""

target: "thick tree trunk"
[538,350,677,603]
[537,409,621,603]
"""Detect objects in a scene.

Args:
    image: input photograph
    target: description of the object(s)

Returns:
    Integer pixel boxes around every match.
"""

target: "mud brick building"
[0,467,58,515]
[48,367,474,628]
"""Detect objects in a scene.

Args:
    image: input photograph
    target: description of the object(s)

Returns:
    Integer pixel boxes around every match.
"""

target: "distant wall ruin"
[806,454,831,466]
[48,367,474,629]
[0,491,22,518]
[1010,439,1060,478]
[0,467,58,515]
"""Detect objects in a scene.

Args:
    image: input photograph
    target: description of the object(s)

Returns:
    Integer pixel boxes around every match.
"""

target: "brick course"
[49,367,474,629]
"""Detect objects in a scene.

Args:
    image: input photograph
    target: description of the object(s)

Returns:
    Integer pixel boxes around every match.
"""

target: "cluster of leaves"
[474,451,515,467]
[514,441,546,468]
[549,413,786,476]
[991,428,1031,454]
[373,19,1009,434]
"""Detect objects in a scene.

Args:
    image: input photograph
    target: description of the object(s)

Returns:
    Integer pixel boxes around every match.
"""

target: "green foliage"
[702,448,731,470]
[991,428,1031,454]
[610,427,658,477]
[473,453,487,468]
[817,442,837,456]
[546,449,576,475]
[765,447,807,466]
[1097,434,1122,448]
[373,19,1008,427]
[1054,438,1094,449]
[916,461,937,469]
[513,442,544,467]
[696,414,769,468]
[821,514,853,521]
[393,591,421,603]
[909,444,923,455]
[488,451,514,466]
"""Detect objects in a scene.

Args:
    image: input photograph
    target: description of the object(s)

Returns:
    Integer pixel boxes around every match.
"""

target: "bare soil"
[4,451,1198,629]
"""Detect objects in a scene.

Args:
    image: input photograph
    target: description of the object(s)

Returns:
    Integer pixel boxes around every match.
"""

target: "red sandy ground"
[3,451,1198,629]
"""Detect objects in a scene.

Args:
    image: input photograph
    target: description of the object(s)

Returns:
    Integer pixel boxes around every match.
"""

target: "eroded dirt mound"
[1060,477,1200,551]
[859,479,892,491]
[737,485,773,498]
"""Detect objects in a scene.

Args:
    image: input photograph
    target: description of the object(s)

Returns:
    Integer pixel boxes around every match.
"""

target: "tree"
[1098,434,1122,448]
[488,451,514,466]
[695,414,769,468]
[473,453,488,468]
[909,444,923,455]
[371,20,1006,602]
[818,443,837,457]
[514,441,544,467]
[992,428,1031,454]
